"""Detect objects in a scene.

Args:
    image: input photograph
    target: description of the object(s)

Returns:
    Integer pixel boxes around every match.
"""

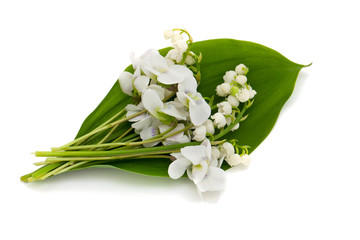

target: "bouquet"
[21,29,308,200]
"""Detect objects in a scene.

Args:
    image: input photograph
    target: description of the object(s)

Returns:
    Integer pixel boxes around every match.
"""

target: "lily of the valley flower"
[177,76,211,126]
[192,125,207,142]
[226,153,251,167]
[211,112,227,129]
[168,139,226,193]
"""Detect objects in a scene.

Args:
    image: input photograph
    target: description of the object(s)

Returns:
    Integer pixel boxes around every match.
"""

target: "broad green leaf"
[75,39,307,177]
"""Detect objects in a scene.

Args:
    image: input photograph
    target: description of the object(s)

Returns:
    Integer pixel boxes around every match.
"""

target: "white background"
[1,0,359,239]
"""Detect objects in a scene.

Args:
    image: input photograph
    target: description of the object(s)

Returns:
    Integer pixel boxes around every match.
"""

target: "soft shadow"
[24,167,202,202]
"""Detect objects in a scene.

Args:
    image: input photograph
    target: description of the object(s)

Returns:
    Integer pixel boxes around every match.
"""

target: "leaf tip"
[303,62,312,68]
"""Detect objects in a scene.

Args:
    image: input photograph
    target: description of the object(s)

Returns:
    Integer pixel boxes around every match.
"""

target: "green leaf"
[75,39,308,177]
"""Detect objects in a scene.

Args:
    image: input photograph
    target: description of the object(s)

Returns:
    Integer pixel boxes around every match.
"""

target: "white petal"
[160,101,188,120]
[192,125,206,142]
[140,49,168,77]
[201,139,212,161]
[140,125,159,141]
[131,115,152,134]
[157,65,193,85]
[162,124,190,145]
[142,89,164,117]
[187,168,193,181]
[196,166,226,192]
[168,157,191,179]
[181,145,208,165]
[126,103,146,122]
[129,52,141,77]
[134,75,150,94]
[178,75,197,93]
[176,92,189,107]
[118,71,134,96]
[147,85,165,100]
[188,95,211,126]
[191,161,208,184]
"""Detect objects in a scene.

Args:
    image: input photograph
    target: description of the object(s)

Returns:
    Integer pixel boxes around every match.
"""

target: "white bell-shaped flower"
[220,142,235,160]
[211,112,227,128]
[203,119,215,135]
[192,125,207,142]
[235,63,248,75]
[217,101,233,115]
[240,154,251,166]
[226,154,241,167]
[216,83,231,97]
[223,70,237,83]
[236,87,251,102]
[227,95,239,107]
[235,75,247,85]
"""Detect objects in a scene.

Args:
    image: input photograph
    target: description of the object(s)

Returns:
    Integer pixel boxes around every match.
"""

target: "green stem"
[36,142,199,158]
[61,122,187,151]
[74,109,126,146]
[56,109,146,150]
[89,124,120,150]
[111,127,133,143]
[54,161,89,175]
[37,150,177,164]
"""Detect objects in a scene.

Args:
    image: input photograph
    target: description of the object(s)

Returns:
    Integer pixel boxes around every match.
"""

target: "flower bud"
[171,33,183,43]
[248,85,257,99]
[220,142,235,159]
[185,55,195,65]
[223,70,237,83]
[236,75,247,85]
[236,88,250,102]
[192,125,207,142]
[226,154,241,166]
[216,83,231,97]
[240,154,251,166]
[175,39,188,52]
[164,29,174,40]
[203,119,215,135]
[227,95,239,107]
[249,89,257,99]
[231,123,239,131]
[166,49,182,63]
[226,116,232,125]
[211,112,227,128]
[235,64,248,75]
[217,101,232,115]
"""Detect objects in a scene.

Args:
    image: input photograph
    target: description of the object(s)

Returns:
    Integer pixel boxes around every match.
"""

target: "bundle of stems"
[20,98,251,183]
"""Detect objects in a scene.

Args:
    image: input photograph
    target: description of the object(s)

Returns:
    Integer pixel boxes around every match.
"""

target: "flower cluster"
[23,28,256,201]
[119,29,210,147]
[164,29,195,65]
[117,30,257,197]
